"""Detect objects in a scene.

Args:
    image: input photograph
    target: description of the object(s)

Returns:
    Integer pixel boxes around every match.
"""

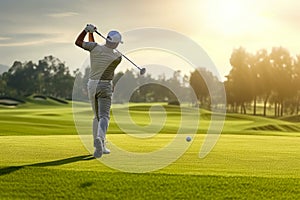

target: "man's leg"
[87,80,103,158]
[96,82,112,154]
[93,117,98,146]
[88,85,99,146]
[97,96,111,140]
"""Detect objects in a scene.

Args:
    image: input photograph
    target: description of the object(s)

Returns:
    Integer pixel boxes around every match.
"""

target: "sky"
[0,0,300,79]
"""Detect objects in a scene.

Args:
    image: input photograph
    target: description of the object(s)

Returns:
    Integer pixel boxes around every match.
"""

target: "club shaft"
[119,53,141,70]
[95,31,141,70]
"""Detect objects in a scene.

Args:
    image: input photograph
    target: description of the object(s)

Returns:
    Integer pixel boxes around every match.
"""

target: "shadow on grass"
[0,154,94,176]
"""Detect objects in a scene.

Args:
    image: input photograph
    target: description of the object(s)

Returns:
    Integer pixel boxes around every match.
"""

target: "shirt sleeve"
[82,42,97,51]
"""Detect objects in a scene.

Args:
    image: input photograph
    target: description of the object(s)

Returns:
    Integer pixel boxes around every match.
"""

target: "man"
[75,24,122,158]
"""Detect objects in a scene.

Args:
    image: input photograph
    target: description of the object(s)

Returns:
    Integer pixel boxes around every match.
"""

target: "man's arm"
[75,30,87,48]
[89,33,95,42]
[75,24,96,48]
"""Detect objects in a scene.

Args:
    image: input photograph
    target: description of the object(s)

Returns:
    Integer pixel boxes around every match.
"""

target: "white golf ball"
[186,136,192,142]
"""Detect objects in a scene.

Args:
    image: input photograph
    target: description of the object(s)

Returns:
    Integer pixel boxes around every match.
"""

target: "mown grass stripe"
[0,167,299,200]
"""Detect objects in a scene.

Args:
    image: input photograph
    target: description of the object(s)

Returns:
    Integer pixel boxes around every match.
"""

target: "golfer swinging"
[75,24,122,158]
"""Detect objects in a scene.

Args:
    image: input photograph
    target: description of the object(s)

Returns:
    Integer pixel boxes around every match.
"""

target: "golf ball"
[186,136,192,142]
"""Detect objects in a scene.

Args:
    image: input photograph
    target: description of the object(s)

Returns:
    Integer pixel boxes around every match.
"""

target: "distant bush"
[168,100,180,106]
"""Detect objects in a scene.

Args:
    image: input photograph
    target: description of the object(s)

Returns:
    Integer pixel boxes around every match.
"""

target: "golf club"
[95,30,146,75]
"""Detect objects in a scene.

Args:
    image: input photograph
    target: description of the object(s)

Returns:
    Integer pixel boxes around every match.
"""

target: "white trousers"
[87,79,112,146]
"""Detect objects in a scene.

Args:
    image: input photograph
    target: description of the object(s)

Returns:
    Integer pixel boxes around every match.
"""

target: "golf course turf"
[0,98,299,199]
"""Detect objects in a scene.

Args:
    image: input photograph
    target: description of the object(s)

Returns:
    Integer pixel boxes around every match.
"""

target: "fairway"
[1,101,300,199]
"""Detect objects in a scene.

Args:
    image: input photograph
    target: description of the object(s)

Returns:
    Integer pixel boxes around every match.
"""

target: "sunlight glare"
[205,0,259,35]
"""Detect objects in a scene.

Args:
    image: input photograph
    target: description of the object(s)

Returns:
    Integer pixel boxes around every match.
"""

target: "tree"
[6,61,38,96]
[269,47,293,116]
[190,68,209,106]
[3,56,75,99]
[113,70,139,103]
[225,46,300,116]
[293,55,300,114]
[190,68,222,109]
[251,49,273,116]
[225,47,253,114]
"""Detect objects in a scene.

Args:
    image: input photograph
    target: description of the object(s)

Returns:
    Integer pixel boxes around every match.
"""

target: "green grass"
[0,99,300,199]
[1,135,299,177]
[1,167,299,199]
[0,135,300,199]
[0,97,77,136]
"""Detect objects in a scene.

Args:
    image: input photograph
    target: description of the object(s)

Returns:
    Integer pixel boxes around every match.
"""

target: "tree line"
[1,46,300,117]
[74,68,197,104]
[0,56,75,99]
[224,46,300,116]
[0,55,198,104]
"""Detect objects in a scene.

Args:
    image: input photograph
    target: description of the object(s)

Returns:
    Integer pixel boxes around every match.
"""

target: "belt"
[99,80,112,82]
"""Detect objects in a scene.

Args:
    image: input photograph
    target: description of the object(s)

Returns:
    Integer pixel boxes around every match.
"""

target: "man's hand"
[85,24,97,33]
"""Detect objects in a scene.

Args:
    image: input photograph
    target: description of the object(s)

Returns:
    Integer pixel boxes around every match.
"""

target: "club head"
[140,68,146,75]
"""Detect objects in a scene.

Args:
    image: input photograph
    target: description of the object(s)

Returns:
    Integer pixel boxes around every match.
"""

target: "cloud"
[0,33,59,47]
[47,12,79,18]
[0,37,10,41]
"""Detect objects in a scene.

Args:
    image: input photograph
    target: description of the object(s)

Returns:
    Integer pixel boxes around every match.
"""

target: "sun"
[219,0,244,22]
[205,0,258,35]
